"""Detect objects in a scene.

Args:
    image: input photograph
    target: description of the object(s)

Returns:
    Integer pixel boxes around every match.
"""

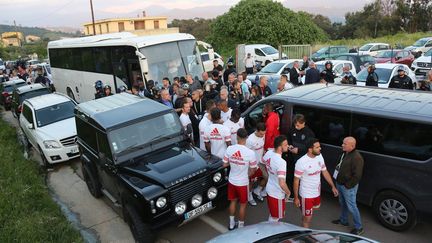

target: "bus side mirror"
[135,51,146,60]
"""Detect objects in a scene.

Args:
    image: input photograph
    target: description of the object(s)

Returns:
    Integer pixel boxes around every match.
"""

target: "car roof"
[418,37,432,41]
[246,44,273,48]
[373,63,408,69]
[25,93,73,110]
[3,79,26,86]
[268,59,302,64]
[15,83,47,94]
[272,83,432,124]
[362,42,389,45]
[337,53,370,57]
[315,60,354,65]
[75,93,172,130]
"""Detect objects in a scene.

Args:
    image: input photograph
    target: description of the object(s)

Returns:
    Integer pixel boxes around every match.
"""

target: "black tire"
[373,190,417,231]
[124,204,154,243]
[66,88,76,102]
[38,146,51,169]
[82,165,102,198]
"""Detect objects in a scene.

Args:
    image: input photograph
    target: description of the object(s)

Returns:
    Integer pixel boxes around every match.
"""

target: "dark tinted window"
[76,117,97,151]
[352,114,432,161]
[80,48,95,72]
[97,132,112,160]
[19,89,50,104]
[35,101,75,127]
[94,48,112,74]
[22,104,33,123]
[201,54,209,62]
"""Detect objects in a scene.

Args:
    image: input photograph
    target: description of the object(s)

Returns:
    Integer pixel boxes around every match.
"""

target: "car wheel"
[124,204,154,243]
[38,146,51,168]
[82,165,102,198]
[373,190,417,231]
[66,88,76,102]
[265,60,271,66]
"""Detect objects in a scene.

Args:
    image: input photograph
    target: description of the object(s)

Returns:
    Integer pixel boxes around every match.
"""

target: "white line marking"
[199,215,228,234]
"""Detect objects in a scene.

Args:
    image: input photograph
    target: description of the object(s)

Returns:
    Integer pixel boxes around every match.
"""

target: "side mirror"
[186,124,193,135]
[27,123,34,129]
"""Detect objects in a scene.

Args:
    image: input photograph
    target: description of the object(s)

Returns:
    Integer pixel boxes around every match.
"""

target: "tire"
[82,165,102,198]
[124,204,154,243]
[373,190,417,231]
[38,146,51,169]
[66,88,76,102]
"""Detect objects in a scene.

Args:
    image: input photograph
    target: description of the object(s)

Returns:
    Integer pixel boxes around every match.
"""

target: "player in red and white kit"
[246,122,266,205]
[204,108,231,159]
[223,108,244,145]
[264,135,291,222]
[223,128,257,230]
[293,138,338,228]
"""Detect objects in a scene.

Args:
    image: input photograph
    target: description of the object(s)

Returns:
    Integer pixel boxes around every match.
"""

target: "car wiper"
[118,142,139,154]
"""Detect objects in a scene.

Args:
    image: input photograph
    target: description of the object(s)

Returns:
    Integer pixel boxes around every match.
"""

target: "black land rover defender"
[74,93,227,242]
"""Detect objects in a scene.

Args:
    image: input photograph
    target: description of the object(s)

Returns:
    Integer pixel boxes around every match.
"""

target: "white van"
[245,44,283,67]
[404,37,432,57]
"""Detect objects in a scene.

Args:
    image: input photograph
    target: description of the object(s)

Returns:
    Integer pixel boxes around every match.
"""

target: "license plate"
[419,69,427,73]
[70,148,78,153]
[184,201,212,220]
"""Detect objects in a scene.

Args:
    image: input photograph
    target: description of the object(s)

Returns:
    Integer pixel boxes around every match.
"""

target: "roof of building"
[272,83,432,124]
[75,93,172,129]
[83,16,167,26]
[25,93,73,110]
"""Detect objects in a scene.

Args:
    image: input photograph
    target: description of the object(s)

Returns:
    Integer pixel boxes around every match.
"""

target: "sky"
[0,0,370,29]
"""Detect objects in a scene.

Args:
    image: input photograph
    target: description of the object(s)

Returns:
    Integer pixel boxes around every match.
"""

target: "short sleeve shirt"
[179,113,191,130]
[221,108,232,123]
[264,151,287,199]
[246,132,265,163]
[204,123,231,159]
[223,118,245,145]
[294,154,327,198]
[223,144,257,186]
[199,114,212,150]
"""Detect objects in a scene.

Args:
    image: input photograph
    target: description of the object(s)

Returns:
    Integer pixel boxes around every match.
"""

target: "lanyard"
[336,153,345,170]
[194,99,202,113]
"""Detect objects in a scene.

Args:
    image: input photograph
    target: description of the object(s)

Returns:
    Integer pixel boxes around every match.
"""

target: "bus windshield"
[140,40,203,84]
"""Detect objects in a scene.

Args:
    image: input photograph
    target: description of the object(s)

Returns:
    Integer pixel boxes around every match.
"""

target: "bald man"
[331,137,364,236]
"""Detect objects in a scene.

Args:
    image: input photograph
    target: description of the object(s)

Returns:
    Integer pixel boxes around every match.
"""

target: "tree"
[169,18,213,41]
[206,0,327,53]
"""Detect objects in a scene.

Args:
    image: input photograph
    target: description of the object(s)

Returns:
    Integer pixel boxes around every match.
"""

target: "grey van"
[242,84,432,231]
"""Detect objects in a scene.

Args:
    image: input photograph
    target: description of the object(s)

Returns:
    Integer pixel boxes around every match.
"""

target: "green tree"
[206,0,327,53]
[169,18,213,41]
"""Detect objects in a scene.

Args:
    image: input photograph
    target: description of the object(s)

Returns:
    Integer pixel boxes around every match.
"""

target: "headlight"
[43,140,61,149]
[213,172,222,183]
[156,197,167,208]
[207,187,218,200]
[412,61,417,67]
[175,201,186,215]
[191,194,202,208]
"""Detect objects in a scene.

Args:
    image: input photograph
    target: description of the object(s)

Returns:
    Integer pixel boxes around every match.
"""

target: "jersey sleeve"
[223,148,230,164]
[203,128,210,143]
[294,160,305,178]
[276,159,286,179]
[223,127,231,142]
[319,155,327,171]
[248,150,258,168]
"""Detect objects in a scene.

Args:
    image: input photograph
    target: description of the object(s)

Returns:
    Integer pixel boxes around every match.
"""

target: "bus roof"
[48,32,196,49]
[272,84,432,124]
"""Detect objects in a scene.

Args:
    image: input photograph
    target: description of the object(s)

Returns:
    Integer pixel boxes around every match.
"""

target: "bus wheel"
[67,88,76,102]
[373,190,416,231]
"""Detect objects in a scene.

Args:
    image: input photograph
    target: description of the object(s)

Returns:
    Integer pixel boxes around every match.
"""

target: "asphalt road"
[2,110,431,243]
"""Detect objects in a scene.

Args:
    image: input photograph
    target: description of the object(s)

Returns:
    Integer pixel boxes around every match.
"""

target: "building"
[1,32,24,47]
[83,16,179,36]
[25,35,41,43]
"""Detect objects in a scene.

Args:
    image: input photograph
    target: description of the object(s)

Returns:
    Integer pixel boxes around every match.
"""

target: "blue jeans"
[336,183,362,229]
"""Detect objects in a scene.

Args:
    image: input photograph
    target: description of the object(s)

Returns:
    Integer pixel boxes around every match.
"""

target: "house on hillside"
[25,35,41,43]
[1,32,24,47]
[83,12,178,36]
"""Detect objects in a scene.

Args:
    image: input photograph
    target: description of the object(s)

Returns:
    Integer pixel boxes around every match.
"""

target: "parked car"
[19,93,79,167]
[375,49,415,67]
[244,44,285,67]
[0,58,5,70]
[208,222,378,243]
[335,54,376,73]
[411,48,432,77]
[75,93,228,243]
[0,79,27,110]
[11,83,51,118]
[358,42,390,57]
[404,37,432,57]
[201,52,224,72]
[314,60,357,84]
[246,59,303,92]
[242,84,432,231]
[311,46,349,61]
[356,63,417,88]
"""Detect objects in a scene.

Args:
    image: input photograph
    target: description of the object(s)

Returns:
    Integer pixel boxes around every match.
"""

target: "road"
[2,110,431,243]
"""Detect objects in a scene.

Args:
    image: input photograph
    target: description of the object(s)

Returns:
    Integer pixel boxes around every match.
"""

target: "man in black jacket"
[259,76,272,98]
[331,137,364,236]
[289,61,303,86]
[388,66,413,90]
[305,62,320,84]
[365,65,378,87]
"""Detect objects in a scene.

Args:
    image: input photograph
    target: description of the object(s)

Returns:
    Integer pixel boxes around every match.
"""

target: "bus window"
[111,46,138,90]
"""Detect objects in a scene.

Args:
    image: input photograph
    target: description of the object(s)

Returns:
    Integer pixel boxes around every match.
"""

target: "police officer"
[340,66,357,85]
[94,80,104,99]
[321,61,335,83]
[388,65,414,90]
[365,65,379,87]
[104,84,114,96]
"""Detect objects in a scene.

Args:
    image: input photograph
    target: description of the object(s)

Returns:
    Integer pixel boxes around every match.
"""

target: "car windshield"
[285,231,373,243]
[19,89,50,104]
[4,83,26,93]
[360,55,376,64]
[45,65,51,75]
[262,46,278,55]
[140,40,204,84]
[259,62,285,74]
[376,50,397,58]
[316,47,328,54]
[356,67,393,84]
[359,44,373,51]
[423,49,432,57]
[109,112,182,155]
[413,39,428,47]
[35,101,75,127]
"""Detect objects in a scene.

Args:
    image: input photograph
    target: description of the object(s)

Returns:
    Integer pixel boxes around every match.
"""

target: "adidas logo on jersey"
[210,128,220,136]
[231,150,243,161]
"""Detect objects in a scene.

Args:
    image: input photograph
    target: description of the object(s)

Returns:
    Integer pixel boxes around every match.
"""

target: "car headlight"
[156,197,167,208]
[43,140,61,149]
[213,172,222,183]
[191,194,202,208]
[175,201,186,215]
[207,187,218,200]
[412,61,417,67]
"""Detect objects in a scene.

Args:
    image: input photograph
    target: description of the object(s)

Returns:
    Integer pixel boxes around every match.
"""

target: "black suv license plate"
[184,201,212,220]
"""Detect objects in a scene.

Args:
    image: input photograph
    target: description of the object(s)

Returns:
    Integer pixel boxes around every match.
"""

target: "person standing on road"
[244,53,255,75]
[204,108,232,159]
[300,55,310,71]
[293,138,338,228]
[332,137,365,235]
[340,66,357,85]
[259,76,272,98]
[199,100,216,150]
[263,103,280,151]
[365,65,379,87]
[289,61,304,86]
[388,66,414,90]
[277,74,294,92]
[305,62,320,84]
[223,128,257,230]
[223,108,244,145]
[322,61,336,83]
[264,135,291,222]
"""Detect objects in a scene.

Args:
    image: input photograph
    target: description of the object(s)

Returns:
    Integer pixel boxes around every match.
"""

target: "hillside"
[0,24,79,41]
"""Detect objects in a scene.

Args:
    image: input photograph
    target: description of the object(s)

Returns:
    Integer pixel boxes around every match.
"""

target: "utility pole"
[14,20,21,47]
[90,0,96,35]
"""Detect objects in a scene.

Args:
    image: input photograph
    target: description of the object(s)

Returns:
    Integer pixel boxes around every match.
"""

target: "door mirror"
[26,123,34,129]
[186,124,193,135]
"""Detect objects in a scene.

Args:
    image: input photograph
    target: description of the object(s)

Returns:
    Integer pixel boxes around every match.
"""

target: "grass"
[0,113,83,243]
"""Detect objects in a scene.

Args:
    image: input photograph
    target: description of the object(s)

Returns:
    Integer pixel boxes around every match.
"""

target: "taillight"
[2,92,8,97]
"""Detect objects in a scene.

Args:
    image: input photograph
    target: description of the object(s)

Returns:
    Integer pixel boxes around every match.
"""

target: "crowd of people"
[0,60,53,88]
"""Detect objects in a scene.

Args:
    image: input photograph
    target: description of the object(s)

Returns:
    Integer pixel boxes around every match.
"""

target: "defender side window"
[76,118,97,152]
[97,132,113,161]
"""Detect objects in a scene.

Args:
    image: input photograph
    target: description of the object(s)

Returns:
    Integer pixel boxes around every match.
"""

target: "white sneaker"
[248,198,257,206]
[260,190,267,198]
[253,191,264,202]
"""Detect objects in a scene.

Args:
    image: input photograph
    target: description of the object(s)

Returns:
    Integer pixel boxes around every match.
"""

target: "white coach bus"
[47,32,204,102]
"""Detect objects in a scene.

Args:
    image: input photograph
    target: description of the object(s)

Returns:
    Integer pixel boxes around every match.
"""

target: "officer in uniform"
[321,61,335,83]
[388,65,414,90]
[365,65,379,87]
